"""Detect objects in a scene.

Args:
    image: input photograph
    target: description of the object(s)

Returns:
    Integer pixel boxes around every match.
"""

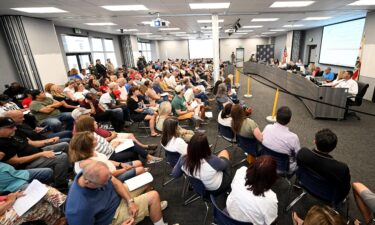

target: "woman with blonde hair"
[292,205,346,225]
[49,84,78,112]
[69,131,145,182]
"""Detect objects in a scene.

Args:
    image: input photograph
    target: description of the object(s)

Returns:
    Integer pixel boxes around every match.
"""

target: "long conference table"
[243,61,348,120]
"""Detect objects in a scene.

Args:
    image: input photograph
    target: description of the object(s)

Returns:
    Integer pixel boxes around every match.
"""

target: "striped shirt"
[94,133,114,158]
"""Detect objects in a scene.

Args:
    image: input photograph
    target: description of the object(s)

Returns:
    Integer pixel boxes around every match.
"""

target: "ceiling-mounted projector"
[151,18,170,28]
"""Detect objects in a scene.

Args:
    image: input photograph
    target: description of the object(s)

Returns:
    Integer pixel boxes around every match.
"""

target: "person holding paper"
[66,161,177,225]
[0,163,66,225]
[69,131,146,182]
[75,116,162,165]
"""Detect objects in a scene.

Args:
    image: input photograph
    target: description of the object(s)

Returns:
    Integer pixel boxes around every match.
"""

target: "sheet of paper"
[190,100,198,109]
[13,180,48,216]
[125,172,153,191]
[231,88,236,94]
[115,139,135,153]
[160,92,169,97]
[205,112,213,118]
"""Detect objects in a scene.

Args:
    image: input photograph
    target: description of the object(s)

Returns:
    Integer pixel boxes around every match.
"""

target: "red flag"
[282,46,288,63]
[353,34,365,80]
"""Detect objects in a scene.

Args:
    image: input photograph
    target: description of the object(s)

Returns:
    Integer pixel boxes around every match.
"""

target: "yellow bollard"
[244,76,252,98]
[266,88,280,123]
[235,69,240,87]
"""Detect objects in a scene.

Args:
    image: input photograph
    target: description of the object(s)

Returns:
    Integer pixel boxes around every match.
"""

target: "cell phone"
[54,151,62,155]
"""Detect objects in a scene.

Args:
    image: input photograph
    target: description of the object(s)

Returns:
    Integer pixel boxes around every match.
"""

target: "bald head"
[82,161,111,188]
[4,110,24,124]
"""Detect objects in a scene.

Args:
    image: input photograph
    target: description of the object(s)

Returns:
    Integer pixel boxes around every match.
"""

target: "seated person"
[156,101,194,142]
[226,156,278,225]
[0,117,70,189]
[172,85,204,131]
[3,82,26,104]
[50,84,80,112]
[297,129,351,202]
[262,106,300,174]
[73,83,89,102]
[172,133,231,196]
[217,103,232,127]
[69,131,145,182]
[63,80,78,102]
[127,86,159,137]
[0,162,66,225]
[161,117,187,155]
[323,67,335,81]
[292,205,346,225]
[231,104,263,142]
[29,90,74,132]
[352,182,375,224]
[333,70,358,96]
[99,82,130,123]
[0,94,37,128]
[312,66,321,77]
[65,161,174,225]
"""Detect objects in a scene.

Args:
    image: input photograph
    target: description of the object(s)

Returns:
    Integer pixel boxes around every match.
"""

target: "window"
[138,41,152,62]
[61,35,118,70]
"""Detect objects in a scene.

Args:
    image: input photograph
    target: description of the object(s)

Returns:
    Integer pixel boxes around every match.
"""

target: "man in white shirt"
[262,106,300,174]
[334,70,358,96]
[165,71,177,89]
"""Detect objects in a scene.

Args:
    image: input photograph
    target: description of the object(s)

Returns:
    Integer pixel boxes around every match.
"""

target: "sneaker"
[161,200,168,211]
[147,157,163,165]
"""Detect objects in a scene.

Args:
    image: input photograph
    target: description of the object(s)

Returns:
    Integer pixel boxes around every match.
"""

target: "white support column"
[212,14,220,82]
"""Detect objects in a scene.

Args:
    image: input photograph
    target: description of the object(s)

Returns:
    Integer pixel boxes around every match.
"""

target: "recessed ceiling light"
[117,29,138,32]
[201,26,222,30]
[11,7,67,13]
[270,1,315,8]
[252,18,279,22]
[238,30,254,33]
[189,3,230,9]
[159,27,180,31]
[242,25,263,28]
[136,33,152,35]
[283,24,304,27]
[142,21,152,25]
[349,0,375,6]
[197,19,224,23]
[85,22,116,26]
[262,32,277,34]
[269,29,286,32]
[303,17,332,20]
[101,5,148,11]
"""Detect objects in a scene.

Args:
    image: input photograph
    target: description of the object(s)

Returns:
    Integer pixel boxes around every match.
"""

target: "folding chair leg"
[184,193,200,206]
[203,201,209,225]
[163,177,176,186]
[181,176,188,198]
[285,191,307,212]
[232,158,246,168]
[212,135,219,153]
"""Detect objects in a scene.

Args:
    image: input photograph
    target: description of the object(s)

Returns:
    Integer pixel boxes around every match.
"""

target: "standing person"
[231,52,236,64]
[106,58,115,75]
[172,132,231,196]
[95,59,107,79]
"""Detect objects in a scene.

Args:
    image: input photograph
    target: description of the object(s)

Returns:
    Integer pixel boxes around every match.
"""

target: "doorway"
[236,48,244,68]
[66,53,92,71]
[307,45,317,64]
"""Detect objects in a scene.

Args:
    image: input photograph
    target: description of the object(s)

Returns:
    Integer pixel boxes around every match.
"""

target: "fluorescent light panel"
[170,32,186,34]
[142,21,152,25]
[269,29,286,31]
[252,18,279,22]
[85,22,116,26]
[303,17,331,20]
[270,1,315,8]
[242,25,263,28]
[262,32,277,34]
[349,0,375,6]
[136,33,152,35]
[11,7,67,13]
[189,3,230,9]
[283,24,304,27]
[201,26,222,30]
[159,27,180,31]
[197,19,224,23]
[101,5,148,11]
[237,30,254,32]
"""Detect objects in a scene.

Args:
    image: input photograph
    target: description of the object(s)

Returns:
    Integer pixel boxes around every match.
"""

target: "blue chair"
[213,123,237,153]
[184,176,210,225]
[260,146,293,179]
[286,166,350,212]
[232,135,258,167]
[161,144,181,186]
[210,195,254,225]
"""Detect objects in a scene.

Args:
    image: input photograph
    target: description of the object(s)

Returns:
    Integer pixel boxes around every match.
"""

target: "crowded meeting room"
[1,0,375,225]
